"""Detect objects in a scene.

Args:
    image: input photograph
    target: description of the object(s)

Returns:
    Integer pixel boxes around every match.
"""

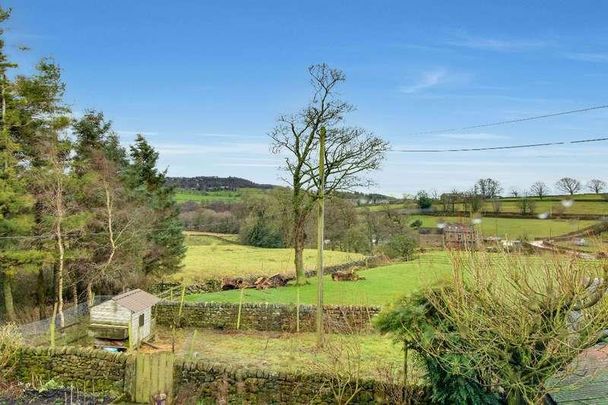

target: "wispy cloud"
[434,133,511,141]
[563,52,608,63]
[447,34,549,52]
[154,142,269,156]
[399,68,448,94]
[117,130,159,137]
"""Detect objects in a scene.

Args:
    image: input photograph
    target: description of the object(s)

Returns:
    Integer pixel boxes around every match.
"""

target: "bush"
[239,216,283,248]
[0,323,22,384]
[381,234,417,260]
[409,219,423,229]
[376,252,608,403]
[416,191,433,210]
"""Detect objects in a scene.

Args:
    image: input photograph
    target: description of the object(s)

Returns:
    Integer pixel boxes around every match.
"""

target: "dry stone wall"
[154,302,380,333]
[12,347,429,403]
[14,346,128,394]
[173,359,429,404]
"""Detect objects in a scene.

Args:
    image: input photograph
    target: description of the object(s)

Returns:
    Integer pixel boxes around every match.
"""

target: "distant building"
[442,223,480,248]
[89,289,160,350]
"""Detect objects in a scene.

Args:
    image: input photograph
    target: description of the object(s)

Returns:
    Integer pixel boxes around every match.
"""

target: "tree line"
[0,8,184,323]
[415,176,608,216]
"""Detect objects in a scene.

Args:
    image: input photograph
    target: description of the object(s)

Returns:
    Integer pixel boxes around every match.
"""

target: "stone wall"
[11,346,429,403]
[151,255,389,295]
[173,359,428,404]
[14,346,128,394]
[154,302,380,333]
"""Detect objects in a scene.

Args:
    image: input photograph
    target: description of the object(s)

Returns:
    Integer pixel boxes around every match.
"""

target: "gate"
[131,352,174,403]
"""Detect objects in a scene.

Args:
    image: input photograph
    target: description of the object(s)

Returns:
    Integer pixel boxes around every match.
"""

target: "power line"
[408,104,608,136]
[393,136,608,153]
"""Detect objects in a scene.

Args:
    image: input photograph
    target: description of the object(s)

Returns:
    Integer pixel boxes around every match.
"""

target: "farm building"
[442,223,481,248]
[89,289,160,349]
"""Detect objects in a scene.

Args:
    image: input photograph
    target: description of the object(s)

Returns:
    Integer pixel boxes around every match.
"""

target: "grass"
[409,215,598,239]
[175,243,365,283]
[149,327,410,381]
[186,252,452,306]
[552,232,608,254]
[183,231,240,246]
[174,187,269,203]
[363,193,608,216]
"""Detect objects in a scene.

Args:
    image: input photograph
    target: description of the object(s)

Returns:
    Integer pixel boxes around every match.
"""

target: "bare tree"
[587,179,606,194]
[530,181,549,200]
[475,178,502,199]
[271,64,389,285]
[555,177,582,196]
[509,187,520,198]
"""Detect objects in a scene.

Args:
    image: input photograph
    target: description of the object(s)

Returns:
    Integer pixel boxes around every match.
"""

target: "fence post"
[49,302,58,348]
[236,288,244,330]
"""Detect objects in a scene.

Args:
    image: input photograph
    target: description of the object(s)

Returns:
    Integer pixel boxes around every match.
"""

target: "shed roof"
[111,289,160,313]
[547,343,608,403]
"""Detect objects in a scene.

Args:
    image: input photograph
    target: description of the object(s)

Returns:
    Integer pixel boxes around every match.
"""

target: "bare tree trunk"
[54,177,66,328]
[86,282,94,308]
[316,126,326,348]
[293,222,306,285]
[2,272,16,322]
[37,268,47,319]
[72,283,78,306]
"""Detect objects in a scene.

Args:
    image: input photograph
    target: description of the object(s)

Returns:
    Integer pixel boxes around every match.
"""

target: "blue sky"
[4,1,608,195]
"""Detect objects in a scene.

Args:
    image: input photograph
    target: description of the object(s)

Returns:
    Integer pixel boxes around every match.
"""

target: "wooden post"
[296,286,300,333]
[236,288,244,330]
[316,126,326,347]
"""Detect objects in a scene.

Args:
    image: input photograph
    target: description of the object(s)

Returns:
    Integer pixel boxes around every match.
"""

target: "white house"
[89,289,160,348]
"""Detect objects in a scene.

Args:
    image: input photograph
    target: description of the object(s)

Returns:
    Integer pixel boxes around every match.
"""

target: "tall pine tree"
[127,134,185,277]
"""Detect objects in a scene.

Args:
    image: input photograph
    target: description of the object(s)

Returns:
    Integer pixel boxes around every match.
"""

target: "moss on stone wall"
[154,302,380,333]
[15,346,127,395]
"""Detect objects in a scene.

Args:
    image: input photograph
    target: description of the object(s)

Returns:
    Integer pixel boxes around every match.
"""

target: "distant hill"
[166,176,276,191]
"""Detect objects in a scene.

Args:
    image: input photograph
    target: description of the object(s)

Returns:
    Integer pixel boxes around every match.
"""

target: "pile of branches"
[221,273,292,290]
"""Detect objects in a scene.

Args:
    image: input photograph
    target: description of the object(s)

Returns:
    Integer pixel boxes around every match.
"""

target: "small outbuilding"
[89,289,160,349]
[443,223,480,248]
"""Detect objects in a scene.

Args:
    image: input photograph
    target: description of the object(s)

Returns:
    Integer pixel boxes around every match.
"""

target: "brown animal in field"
[331,270,364,282]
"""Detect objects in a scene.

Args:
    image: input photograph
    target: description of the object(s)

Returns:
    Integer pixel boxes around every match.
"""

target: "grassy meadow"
[363,193,608,216]
[151,328,410,380]
[175,232,364,283]
[409,215,598,239]
[186,252,452,306]
[174,187,270,203]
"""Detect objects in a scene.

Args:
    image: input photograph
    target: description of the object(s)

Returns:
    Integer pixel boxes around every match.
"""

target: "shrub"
[376,252,608,403]
[0,323,22,384]
[381,235,417,260]
[239,216,283,248]
[409,219,423,229]
[416,191,433,210]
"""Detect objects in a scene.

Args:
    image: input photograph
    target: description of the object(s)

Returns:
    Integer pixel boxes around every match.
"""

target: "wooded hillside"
[166,176,275,191]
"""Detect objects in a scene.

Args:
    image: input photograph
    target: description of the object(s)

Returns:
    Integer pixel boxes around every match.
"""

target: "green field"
[174,189,242,203]
[363,193,608,216]
[183,231,240,246]
[443,194,608,216]
[153,328,409,380]
[186,252,452,306]
[409,215,598,239]
[174,187,269,203]
[175,240,365,283]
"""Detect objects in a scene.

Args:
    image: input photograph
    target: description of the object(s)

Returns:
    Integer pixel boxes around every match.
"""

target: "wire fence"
[18,295,112,340]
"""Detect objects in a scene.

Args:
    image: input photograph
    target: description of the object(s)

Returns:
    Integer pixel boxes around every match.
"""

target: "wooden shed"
[89,289,160,349]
